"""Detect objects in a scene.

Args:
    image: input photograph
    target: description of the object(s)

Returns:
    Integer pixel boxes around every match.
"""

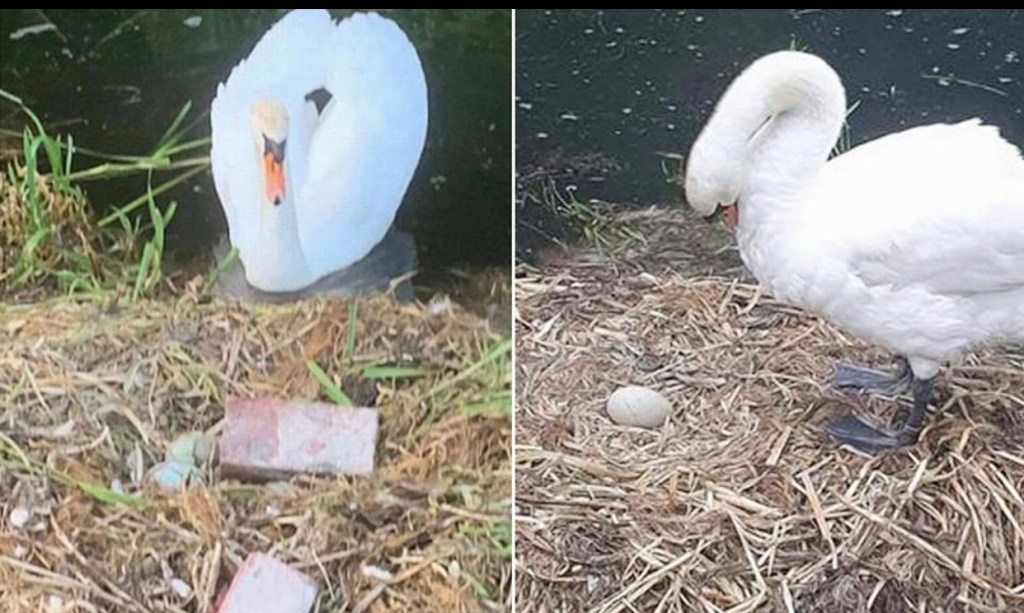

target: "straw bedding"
[515,206,1024,612]
[1,289,511,612]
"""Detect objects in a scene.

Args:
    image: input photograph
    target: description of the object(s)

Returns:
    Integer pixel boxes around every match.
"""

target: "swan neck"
[249,171,312,291]
[720,53,847,204]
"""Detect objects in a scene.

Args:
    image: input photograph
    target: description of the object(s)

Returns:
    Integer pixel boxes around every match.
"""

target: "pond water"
[1,9,511,280]
[517,9,1023,256]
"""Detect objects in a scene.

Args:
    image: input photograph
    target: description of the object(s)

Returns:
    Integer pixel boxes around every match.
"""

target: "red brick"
[216,552,317,613]
[220,397,378,480]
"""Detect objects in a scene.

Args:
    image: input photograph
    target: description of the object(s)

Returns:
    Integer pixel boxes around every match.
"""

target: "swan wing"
[812,120,1024,295]
[294,12,428,279]
[210,9,335,259]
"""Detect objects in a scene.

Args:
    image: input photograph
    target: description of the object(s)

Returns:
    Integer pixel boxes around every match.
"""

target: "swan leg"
[826,377,934,453]
[830,357,911,394]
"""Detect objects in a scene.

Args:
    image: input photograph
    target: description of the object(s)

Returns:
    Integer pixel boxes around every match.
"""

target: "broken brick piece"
[220,397,378,480]
[217,552,317,613]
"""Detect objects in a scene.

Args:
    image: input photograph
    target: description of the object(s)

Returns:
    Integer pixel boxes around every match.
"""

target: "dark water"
[517,9,1023,257]
[0,9,511,275]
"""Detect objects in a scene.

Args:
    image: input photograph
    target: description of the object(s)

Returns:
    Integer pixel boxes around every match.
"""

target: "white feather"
[210,10,427,291]
[686,51,1024,380]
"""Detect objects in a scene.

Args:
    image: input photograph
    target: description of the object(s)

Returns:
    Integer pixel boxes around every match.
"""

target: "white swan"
[685,50,1024,452]
[210,10,427,292]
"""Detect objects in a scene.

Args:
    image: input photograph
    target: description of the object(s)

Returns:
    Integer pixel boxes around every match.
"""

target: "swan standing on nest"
[211,10,427,293]
[685,50,1024,453]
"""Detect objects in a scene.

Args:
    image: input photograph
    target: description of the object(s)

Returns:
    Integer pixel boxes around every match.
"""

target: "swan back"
[812,121,1024,363]
[816,120,1024,297]
[297,12,428,279]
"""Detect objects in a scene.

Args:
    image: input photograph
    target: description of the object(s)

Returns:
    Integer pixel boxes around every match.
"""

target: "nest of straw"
[1,291,511,612]
[515,206,1024,612]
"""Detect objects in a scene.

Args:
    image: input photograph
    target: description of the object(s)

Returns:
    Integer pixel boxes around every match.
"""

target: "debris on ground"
[216,552,318,613]
[220,397,378,481]
[148,431,217,492]
[1,291,511,611]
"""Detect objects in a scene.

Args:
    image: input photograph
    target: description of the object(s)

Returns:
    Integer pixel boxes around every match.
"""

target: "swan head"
[684,143,742,227]
[251,98,289,206]
[684,50,849,229]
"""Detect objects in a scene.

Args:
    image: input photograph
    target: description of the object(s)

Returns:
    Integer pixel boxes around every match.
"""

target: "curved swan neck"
[702,51,847,204]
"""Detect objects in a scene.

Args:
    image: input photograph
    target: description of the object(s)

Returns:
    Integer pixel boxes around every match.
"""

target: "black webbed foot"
[830,358,911,395]
[827,376,934,454]
[826,413,920,454]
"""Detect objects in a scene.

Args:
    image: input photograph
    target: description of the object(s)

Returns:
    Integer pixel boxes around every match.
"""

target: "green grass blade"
[21,227,52,258]
[78,481,144,507]
[41,132,64,181]
[461,391,512,416]
[203,246,239,294]
[64,134,75,177]
[133,244,155,300]
[363,365,428,380]
[162,137,211,157]
[0,88,48,139]
[0,432,144,508]
[307,360,353,406]
[154,100,193,153]
[97,164,205,227]
[477,337,512,365]
[67,156,208,182]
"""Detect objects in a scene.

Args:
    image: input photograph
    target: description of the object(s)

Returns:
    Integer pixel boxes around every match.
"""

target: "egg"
[148,459,197,492]
[606,385,672,428]
[166,431,216,465]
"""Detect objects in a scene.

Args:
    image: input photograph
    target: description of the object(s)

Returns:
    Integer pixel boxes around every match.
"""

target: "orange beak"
[263,152,285,205]
[721,203,738,229]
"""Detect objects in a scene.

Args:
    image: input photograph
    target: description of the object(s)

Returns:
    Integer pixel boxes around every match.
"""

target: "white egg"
[606,385,672,428]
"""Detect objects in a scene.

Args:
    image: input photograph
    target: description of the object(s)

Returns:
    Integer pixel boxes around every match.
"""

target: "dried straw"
[515,206,1023,612]
[1,290,511,612]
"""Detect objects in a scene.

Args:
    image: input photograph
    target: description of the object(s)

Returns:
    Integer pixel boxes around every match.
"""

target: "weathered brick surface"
[220,397,378,480]
[216,552,318,613]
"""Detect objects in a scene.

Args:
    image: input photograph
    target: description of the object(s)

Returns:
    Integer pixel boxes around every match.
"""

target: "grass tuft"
[0,88,207,301]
